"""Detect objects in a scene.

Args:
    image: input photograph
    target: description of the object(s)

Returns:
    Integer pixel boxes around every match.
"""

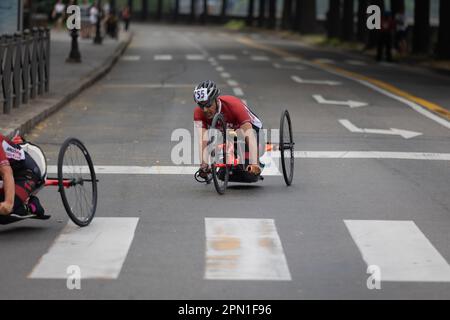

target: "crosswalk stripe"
[283,57,301,63]
[121,55,141,61]
[28,218,139,279]
[313,58,335,64]
[344,220,450,282]
[204,218,291,280]
[233,87,244,96]
[251,56,270,61]
[186,54,206,60]
[218,54,237,60]
[154,55,172,61]
[346,60,367,66]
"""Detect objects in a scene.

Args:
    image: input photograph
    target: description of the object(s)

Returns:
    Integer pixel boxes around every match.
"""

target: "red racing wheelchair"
[195,110,294,194]
[0,137,98,227]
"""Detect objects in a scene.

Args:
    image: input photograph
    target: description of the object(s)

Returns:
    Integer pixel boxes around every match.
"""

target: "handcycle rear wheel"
[210,113,229,195]
[57,138,97,227]
[280,110,294,186]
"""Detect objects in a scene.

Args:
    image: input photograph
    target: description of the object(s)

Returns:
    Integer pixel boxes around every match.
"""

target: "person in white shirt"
[52,0,66,30]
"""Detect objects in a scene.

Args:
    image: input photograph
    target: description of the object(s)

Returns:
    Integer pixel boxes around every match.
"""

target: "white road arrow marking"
[291,75,341,86]
[339,119,423,139]
[313,94,368,108]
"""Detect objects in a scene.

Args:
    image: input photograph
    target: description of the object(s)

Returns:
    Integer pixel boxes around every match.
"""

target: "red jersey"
[193,95,262,130]
[0,135,25,168]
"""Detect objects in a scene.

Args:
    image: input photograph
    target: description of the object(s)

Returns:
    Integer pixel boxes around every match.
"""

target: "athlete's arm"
[239,122,259,167]
[0,164,15,215]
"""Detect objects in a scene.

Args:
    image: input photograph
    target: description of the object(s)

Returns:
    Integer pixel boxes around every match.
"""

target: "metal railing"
[0,27,50,114]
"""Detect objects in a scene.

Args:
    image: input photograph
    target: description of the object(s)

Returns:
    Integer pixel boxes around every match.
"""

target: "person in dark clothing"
[376,11,395,62]
[121,6,131,32]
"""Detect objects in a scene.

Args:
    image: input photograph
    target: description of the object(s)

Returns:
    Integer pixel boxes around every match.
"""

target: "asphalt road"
[1,23,449,300]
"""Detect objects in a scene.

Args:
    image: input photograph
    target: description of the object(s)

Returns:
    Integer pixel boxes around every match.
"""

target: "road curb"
[2,32,133,138]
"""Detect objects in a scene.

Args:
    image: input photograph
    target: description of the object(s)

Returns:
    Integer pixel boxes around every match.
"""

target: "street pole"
[94,0,103,44]
[67,28,81,62]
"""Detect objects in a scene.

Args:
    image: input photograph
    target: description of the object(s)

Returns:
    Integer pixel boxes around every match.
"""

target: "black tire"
[57,138,97,227]
[210,113,229,195]
[280,110,294,186]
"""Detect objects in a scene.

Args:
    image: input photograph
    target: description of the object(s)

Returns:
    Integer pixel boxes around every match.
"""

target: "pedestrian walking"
[89,2,100,37]
[121,5,131,32]
[51,0,66,30]
[376,11,395,62]
[80,0,91,38]
[394,9,408,57]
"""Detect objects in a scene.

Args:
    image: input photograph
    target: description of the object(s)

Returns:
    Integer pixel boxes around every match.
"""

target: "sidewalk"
[0,29,132,137]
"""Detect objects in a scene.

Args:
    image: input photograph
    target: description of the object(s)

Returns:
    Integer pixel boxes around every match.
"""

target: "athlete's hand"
[199,163,210,179]
[0,201,14,215]
[246,164,261,175]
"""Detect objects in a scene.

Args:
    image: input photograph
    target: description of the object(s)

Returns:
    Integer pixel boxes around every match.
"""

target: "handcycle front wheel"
[57,137,98,227]
[210,113,229,195]
[280,110,294,186]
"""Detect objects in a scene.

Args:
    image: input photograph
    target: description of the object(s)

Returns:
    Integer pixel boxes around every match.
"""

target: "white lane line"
[45,151,450,176]
[345,220,450,282]
[220,72,231,78]
[29,218,139,279]
[46,165,282,175]
[227,79,239,87]
[204,218,291,280]
[290,151,450,160]
[154,55,172,61]
[346,60,367,66]
[186,54,206,60]
[251,55,270,61]
[121,55,141,61]
[283,57,302,63]
[291,75,341,86]
[218,54,237,60]
[233,87,244,96]
[216,66,224,72]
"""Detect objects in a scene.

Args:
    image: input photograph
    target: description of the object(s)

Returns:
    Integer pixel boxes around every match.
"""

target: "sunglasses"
[199,102,213,110]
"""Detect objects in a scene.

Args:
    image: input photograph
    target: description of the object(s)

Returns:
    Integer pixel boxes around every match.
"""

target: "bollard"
[94,1,103,45]
[13,32,23,109]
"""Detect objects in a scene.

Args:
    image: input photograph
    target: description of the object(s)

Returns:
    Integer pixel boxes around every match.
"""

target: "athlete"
[193,80,264,179]
[0,134,45,219]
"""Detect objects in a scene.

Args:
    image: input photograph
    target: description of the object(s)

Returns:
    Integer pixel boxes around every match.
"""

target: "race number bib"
[194,88,208,102]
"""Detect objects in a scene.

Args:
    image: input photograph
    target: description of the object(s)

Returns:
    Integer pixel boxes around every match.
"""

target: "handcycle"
[0,137,98,227]
[195,110,294,194]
